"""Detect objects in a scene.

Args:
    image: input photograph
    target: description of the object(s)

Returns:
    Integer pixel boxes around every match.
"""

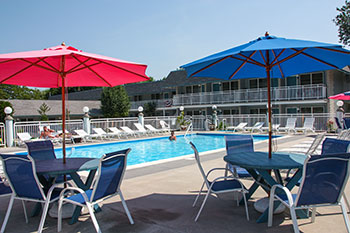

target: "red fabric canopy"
[329,92,350,100]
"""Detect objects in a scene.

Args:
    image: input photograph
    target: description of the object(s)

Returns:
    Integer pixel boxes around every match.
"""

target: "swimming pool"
[52,133,272,166]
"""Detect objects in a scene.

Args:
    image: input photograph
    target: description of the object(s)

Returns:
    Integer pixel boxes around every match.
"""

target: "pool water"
[53,133,270,166]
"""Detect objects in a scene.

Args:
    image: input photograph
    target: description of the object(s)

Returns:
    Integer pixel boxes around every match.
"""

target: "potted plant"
[327,119,335,133]
[177,111,190,130]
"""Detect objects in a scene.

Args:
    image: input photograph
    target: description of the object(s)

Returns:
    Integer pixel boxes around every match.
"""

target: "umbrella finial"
[265,31,269,36]
[61,42,66,46]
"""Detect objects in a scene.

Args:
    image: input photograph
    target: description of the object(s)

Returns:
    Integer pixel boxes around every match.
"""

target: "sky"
[0,0,347,81]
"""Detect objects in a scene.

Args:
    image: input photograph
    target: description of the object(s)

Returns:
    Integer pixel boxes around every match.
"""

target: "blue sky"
[0,0,346,80]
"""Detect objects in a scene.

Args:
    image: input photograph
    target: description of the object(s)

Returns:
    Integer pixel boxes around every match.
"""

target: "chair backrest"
[285,118,297,128]
[74,129,88,137]
[303,117,315,128]
[225,135,254,155]
[134,123,146,132]
[189,142,210,188]
[306,133,325,156]
[121,127,133,133]
[108,127,121,133]
[91,148,131,202]
[93,128,107,135]
[159,120,169,129]
[0,154,45,200]
[145,124,156,131]
[0,177,11,196]
[296,153,350,207]
[344,118,350,129]
[25,140,56,160]
[253,122,264,128]
[321,138,350,155]
[17,133,32,141]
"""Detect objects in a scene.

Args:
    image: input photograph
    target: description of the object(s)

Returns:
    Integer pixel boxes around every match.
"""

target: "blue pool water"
[51,133,271,166]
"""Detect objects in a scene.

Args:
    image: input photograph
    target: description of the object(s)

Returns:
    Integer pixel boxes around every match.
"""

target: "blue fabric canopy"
[181,35,350,80]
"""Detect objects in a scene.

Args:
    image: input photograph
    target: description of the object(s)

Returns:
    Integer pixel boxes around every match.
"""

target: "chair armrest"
[209,176,247,191]
[270,184,294,206]
[206,167,235,179]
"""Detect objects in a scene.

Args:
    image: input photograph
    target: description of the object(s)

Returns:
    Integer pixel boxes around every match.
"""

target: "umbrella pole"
[266,53,272,158]
[62,75,66,164]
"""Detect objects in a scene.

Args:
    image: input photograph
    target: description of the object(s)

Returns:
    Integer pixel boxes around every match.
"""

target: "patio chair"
[321,138,350,155]
[189,142,249,222]
[224,135,254,178]
[16,132,34,146]
[145,124,163,134]
[108,127,128,138]
[0,154,63,233]
[226,122,247,132]
[268,153,350,233]
[57,129,83,144]
[244,122,264,133]
[120,126,139,137]
[278,117,297,134]
[58,149,134,233]
[92,128,111,140]
[261,124,280,133]
[74,129,101,142]
[134,123,150,136]
[159,120,171,133]
[295,117,315,134]
[338,129,350,140]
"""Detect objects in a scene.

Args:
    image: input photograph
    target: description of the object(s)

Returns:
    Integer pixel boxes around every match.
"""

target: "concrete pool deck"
[0,132,348,233]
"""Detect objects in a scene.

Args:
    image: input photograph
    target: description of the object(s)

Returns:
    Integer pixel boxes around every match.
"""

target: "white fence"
[0,123,5,146]
[14,120,84,139]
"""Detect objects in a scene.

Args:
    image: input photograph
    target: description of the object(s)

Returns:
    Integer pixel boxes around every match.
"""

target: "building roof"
[162,70,222,88]
[4,99,102,117]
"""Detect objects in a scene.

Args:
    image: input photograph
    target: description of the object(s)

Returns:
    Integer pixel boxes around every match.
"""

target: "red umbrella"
[329,91,350,100]
[0,43,149,162]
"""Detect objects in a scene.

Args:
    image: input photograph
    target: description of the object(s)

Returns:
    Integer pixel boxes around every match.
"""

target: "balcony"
[130,84,326,110]
[172,84,326,106]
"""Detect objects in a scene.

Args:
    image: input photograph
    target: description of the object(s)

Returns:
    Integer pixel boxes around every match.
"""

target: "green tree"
[0,101,13,122]
[0,85,44,99]
[37,102,51,121]
[144,102,157,116]
[334,1,350,45]
[100,86,130,117]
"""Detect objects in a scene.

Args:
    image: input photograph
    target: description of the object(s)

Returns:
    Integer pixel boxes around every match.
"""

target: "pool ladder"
[184,122,193,142]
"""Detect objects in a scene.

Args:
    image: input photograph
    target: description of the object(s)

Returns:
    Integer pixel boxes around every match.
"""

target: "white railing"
[173,84,326,106]
[14,119,84,139]
[0,123,5,146]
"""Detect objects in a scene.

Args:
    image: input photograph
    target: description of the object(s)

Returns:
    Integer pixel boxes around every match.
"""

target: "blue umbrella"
[181,33,350,157]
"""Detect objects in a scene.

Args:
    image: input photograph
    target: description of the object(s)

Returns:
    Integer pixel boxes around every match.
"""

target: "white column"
[138,106,144,127]
[4,107,14,147]
[83,106,90,134]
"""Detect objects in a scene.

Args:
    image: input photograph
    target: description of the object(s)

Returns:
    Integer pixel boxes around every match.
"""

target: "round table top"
[224,151,307,170]
[35,158,99,175]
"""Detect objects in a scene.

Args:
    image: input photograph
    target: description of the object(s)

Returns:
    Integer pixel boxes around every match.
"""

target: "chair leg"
[119,190,134,225]
[193,181,205,207]
[57,198,63,232]
[268,195,274,227]
[340,198,350,233]
[1,194,14,233]
[311,207,316,223]
[37,200,50,233]
[290,207,300,233]
[343,194,350,211]
[86,203,101,233]
[21,200,28,224]
[241,191,249,221]
[194,189,211,222]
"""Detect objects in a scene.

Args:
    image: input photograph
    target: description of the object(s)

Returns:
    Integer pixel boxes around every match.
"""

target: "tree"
[144,102,157,116]
[37,102,51,121]
[0,101,13,122]
[100,86,130,117]
[0,85,44,99]
[44,87,99,99]
[334,1,350,45]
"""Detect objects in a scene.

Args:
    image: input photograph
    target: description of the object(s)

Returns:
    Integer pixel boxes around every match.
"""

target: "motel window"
[213,83,221,92]
[271,79,278,87]
[312,73,323,84]
[250,109,259,114]
[193,85,200,93]
[186,86,192,94]
[164,93,169,99]
[259,79,268,88]
[201,85,206,92]
[231,81,239,90]
[300,74,311,85]
[313,107,324,113]
[301,107,312,113]
[286,76,297,86]
[223,82,230,91]
[249,79,258,89]
[223,110,231,115]
[193,110,200,115]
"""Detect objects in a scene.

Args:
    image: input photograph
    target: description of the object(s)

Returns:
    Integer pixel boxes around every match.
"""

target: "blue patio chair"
[321,138,350,155]
[225,135,254,178]
[268,153,350,233]
[190,142,249,222]
[0,154,63,233]
[57,148,134,233]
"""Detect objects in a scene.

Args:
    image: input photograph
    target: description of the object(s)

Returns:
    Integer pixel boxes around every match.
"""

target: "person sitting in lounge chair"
[40,126,57,139]
[169,131,176,141]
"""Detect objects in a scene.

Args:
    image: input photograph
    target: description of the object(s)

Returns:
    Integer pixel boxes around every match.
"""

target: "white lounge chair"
[108,127,128,138]
[159,120,171,133]
[57,129,83,144]
[16,132,34,146]
[120,126,138,137]
[74,129,101,142]
[226,122,248,132]
[295,117,315,134]
[278,118,297,134]
[244,122,264,133]
[145,124,163,134]
[92,128,111,140]
[261,124,280,133]
[134,123,150,136]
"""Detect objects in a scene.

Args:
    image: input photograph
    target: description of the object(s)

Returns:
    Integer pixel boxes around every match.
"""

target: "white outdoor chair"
[57,129,83,144]
[108,127,128,138]
[120,126,138,137]
[134,123,150,136]
[92,128,111,140]
[278,118,297,134]
[295,117,315,134]
[226,122,248,132]
[261,124,280,133]
[244,122,264,133]
[16,132,34,146]
[159,120,171,133]
[74,129,101,142]
[145,124,163,134]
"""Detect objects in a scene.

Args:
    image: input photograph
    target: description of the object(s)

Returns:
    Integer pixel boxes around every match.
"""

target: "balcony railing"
[173,84,326,106]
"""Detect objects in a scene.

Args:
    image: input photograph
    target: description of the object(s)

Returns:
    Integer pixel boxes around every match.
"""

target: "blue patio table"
[35,157,99,224]
[223,151,307,223]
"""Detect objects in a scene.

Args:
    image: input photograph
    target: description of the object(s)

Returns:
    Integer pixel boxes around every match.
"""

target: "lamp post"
[4,107,13,147]
[336,100,345,130]
[212,105,218,129]
[138,106,144,127]
[83,106,90,135]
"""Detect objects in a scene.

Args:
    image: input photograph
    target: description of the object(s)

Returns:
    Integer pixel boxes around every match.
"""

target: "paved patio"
[0,133,348,233]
